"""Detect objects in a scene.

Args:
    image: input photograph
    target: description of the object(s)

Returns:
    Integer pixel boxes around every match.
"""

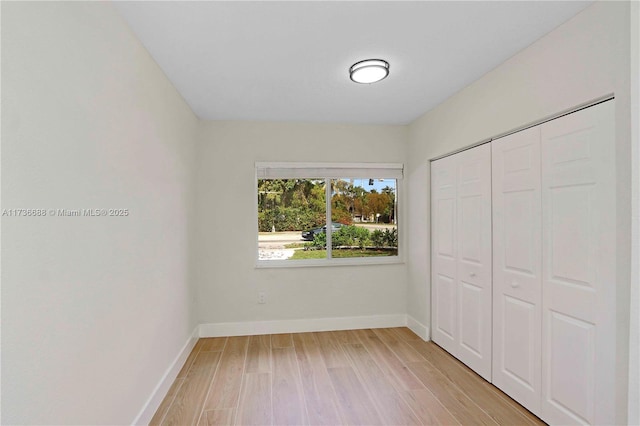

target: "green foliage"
[371,229,385,247]
[309,184,326,212]
[383,228,398,247]
[306,225,371,249]
[368,228,397,248]
[333,225,371,248]
[311,231,326,248]
[258,179,325,214]
[258,207,324,232]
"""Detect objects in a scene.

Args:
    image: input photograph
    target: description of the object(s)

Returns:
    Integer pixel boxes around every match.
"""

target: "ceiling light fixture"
[349,59,389,84]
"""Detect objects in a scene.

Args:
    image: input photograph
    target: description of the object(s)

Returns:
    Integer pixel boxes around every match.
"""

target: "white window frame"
[255,162,404,268]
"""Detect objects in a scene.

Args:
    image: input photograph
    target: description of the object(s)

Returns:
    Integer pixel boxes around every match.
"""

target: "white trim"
[256,162,404,179]
[256,256,404,269]
[132,326,199,426]
[256,162,403,170]
[407,315,430,341]
[198,314,408,338]
[629,1,640,423]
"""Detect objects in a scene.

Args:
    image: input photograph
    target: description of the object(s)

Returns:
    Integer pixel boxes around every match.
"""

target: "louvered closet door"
[432,144,492,380]
[492,126,542,415]
[540,101,616,425]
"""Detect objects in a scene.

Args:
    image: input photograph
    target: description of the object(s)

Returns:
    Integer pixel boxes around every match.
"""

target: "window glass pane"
[328,178,398,258]
[258,179,326,261]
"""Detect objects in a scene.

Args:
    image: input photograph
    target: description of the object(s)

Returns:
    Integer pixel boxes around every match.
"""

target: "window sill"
[255,255,404,269]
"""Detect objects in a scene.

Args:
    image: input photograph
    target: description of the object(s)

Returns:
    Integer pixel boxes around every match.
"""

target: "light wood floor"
[151,327,544,425]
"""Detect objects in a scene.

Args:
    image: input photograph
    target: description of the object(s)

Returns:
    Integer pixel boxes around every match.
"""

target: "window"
[256,162,402,266]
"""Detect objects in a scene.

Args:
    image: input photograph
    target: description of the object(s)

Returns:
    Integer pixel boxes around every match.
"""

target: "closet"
[431,100,616,425]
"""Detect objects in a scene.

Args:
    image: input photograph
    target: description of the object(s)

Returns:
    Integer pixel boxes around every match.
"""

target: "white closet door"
[431,154,459,357]
[541,101,616,425]
[492,126,542,415]
[456,144,492,380]
[432,144,492,380]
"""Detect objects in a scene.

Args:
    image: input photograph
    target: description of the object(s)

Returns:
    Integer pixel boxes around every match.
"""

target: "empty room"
[2,1,639,425]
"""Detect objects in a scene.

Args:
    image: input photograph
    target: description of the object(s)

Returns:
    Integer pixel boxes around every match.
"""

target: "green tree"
[381,185,396,223]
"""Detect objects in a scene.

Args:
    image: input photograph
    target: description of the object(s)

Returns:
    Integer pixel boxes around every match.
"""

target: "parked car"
[301,222,343,241]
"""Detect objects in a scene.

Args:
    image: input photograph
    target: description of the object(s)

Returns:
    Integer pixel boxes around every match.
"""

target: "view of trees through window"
[258,178,398,261]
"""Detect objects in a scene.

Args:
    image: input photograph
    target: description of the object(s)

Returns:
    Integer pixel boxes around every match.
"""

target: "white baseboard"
[199,314,408,338]
[407,315,430,341]
[132,326,199,426]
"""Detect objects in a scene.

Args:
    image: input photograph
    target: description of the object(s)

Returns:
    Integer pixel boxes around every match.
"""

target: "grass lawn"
[289,248,398,260]
[284,242,306,249]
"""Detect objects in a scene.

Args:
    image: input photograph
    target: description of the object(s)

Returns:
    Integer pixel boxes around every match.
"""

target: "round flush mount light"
[349,59,389,84]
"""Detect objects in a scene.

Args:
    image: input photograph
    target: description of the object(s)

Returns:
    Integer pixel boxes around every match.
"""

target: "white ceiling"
[115,1,592,125]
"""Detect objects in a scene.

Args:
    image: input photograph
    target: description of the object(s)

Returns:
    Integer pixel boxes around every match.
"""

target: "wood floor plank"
[272,347,307,425]
[200,337,227,352]
[236,373,272,426]
[271,333,293,348]
[390,326,423,342]
[372,328,425,364]
[202,336,249,411]
[424,342,545,425]
[490,384,545,425]
[330,329,361,344]
[327,367,384,425]
[342,343,421,425]
[416,342,544,425]
[149,378,185,426]
[245,335,271,374]
[313,331,351,368]
[407,360,499,425]
[177,341,203,379]
[152,329,544,426]
[163,352,222,426]
[202,409,234,426]
[352,329,425,391]
[351,331,472,425]
[408,340,542,425]
[292,333,342,425]
[353,327,377,338]
[400,388,461,425]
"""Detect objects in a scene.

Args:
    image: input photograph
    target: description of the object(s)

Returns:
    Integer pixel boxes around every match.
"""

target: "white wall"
[195,121,408,329]
[406,1,632,423]
[1,2,198,424]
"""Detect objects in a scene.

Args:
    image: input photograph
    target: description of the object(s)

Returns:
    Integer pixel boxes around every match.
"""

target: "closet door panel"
[431,144,492,381]
[541,101,615,425]
[492,126,542,415]
[431,155,458,356]
[455,144,493,380]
